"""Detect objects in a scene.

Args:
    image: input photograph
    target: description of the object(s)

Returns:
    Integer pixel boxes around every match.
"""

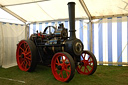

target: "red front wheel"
[76,50,97,75]
[51,52,75,82]
[16,40,37,72]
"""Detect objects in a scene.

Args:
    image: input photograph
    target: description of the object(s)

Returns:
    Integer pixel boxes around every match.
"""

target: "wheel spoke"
[55,63,59,65]
[66,71,69,77]
[81,55,84,59]
[64,69,71,73]
[88,56,91,60]
[27,55,31,58]
[84,67,86,72]
[22,62,26,69]
[25,45,29,52]
[83,53,86,59]
[27,60,31,66]
[88,61,93,63]
[66,63,70,67]
[61,56,63,61]
[86,66,89,72]
[25,52,31,56]
[20,61,24,66]
[26,60,30,66]
[23,43,26,50]
[19,47,24,52]
[19,57,24,63]
[88,64,93,68]
[25,57,31,61]
[58,71,63,78]
[25,62,27,70]
[59,71,61,76]
[21,63,25,68]
[60,71,63,78]
[81,53,86,60]
[57,58,60,64]
[79,65,83,69]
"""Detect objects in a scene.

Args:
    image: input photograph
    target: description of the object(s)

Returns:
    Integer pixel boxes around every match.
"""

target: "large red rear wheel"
[51,52,75,82]
[16,40,37,72]
[76,50,97,75]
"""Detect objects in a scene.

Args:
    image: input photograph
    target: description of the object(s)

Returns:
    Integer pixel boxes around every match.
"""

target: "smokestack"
[67,2,76,40]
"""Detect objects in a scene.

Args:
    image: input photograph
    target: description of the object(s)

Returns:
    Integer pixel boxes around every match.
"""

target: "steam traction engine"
[16,2,97,82]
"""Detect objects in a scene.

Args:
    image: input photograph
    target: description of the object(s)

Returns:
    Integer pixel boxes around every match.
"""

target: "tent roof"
[0,0,128,23]
[85,0,128,19]
[0,8,24,24]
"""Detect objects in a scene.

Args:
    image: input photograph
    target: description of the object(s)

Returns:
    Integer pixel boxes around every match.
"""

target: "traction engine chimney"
[68,2,76,40]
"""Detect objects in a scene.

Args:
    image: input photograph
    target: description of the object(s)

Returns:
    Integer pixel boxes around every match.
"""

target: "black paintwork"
[29,2,83,65]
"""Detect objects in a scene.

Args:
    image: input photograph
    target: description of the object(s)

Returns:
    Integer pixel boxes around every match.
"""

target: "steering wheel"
[43,26,57,34]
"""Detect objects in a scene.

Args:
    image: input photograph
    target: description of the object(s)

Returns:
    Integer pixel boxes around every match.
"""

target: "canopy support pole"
[88,21,93,52]
[0,4,27,23]
[92,13,128,19]
[79,0,93,52]
[30,18,88,24]
[25,25,29,39]
[4,0,50,7]
[79,0,91,21]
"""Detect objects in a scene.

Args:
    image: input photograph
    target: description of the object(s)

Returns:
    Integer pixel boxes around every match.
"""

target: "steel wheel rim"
[16,40,32,71]
[51,53,71,82]
[76,51,94,75]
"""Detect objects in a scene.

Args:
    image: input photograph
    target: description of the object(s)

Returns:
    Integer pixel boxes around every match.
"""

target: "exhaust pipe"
[67,2,76,40]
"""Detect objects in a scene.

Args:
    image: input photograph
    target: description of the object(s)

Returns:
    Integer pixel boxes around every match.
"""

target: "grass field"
[0,65,128,85]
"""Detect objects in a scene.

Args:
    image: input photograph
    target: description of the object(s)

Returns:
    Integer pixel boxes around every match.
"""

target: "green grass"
[0,65,128,85]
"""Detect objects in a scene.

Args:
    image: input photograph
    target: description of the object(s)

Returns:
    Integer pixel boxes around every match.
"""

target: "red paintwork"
[37,33,45,39]
[76,51,94,75]
[37,33,41,37]
[42,34,45,39]
[16,40,32,71]
[51,53,71,82]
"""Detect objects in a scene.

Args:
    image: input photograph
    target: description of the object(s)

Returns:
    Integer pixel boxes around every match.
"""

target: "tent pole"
[92,13,128,19]
[0,4,27,24]
[30,18,88,24]
[79,0,93,52]
[25,25,29,39]
[4,0,50,7]
[89,21,93,52]
[79,0,91,21]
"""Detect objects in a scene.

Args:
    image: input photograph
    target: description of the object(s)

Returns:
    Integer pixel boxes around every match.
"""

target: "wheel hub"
[57,65,62,70]
[84,60,89,65]
[80,60,89,66]
[21,54,24,58]
[79,62,84,65]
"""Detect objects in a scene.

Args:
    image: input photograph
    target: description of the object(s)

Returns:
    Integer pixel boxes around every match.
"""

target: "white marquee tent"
[1,0,128,23]
[0,0,128,68]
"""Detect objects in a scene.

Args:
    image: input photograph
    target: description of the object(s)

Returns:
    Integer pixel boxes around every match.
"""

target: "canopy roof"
[0,0,128,23]
[0,8,24,24]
